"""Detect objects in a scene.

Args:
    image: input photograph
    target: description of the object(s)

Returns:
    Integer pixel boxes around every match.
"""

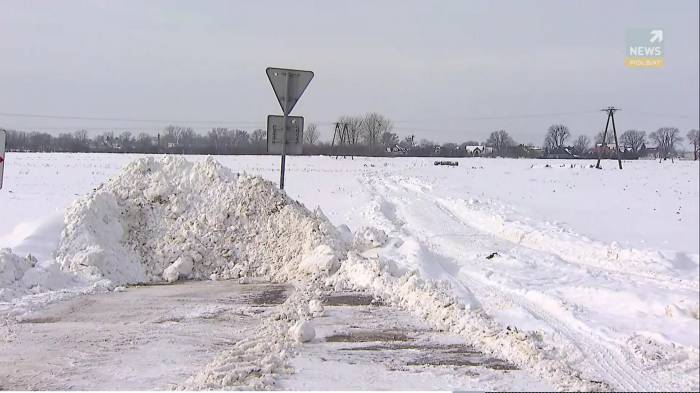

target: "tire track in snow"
[434,196,697,293]
[361,173,666,391]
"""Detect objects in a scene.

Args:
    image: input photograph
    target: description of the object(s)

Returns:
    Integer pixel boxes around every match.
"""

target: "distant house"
[524,145,543,158]
[464,145,486,157]
[593,143,642,159]
[642,146,659,159]
[544,146,576,159]
[386,144,407,155]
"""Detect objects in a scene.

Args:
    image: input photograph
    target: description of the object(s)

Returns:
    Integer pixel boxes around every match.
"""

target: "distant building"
[544,146,576,159]
[386,144,407,155]
[463,145,492,157]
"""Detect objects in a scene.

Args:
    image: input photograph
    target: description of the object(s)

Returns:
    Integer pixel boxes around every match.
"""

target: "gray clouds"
[1,0,698,145]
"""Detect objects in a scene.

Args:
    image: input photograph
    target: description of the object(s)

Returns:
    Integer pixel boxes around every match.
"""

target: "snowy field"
[1,152,698,391]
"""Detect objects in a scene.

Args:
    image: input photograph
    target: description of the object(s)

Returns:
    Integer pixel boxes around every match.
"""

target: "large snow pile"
[56,156,347,287]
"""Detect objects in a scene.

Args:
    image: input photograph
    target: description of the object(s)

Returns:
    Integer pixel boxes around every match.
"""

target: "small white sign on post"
[266,67,314,190]
[0,129,6,190]
[267,115,304,155]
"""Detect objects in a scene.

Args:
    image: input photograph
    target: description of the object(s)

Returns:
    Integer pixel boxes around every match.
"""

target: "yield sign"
[266,67,314,115]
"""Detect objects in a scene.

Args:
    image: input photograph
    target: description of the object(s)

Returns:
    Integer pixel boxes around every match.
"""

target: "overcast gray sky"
[1,0,698,145]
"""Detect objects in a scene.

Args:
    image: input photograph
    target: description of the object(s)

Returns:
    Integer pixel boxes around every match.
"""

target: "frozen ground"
[0,153,698,391]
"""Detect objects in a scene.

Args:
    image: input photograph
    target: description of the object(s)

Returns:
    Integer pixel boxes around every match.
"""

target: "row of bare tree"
[4,127,269,155]
[543,124,699,160]
[4,120,699,160]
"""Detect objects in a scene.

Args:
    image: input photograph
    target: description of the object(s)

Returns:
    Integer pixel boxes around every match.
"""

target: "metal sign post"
[281,71,289,189]
[0,129,6,190]
[266,67,314,189]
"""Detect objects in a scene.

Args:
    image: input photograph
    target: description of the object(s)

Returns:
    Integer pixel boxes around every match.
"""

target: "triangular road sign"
[266,67,314,115]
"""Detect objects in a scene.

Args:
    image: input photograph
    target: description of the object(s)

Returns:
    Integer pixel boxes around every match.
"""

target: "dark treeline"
[4,126,268,155]
[4,114,698,160]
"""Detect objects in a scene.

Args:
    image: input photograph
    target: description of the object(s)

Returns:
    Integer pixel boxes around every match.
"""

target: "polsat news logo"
[625,28,664,68]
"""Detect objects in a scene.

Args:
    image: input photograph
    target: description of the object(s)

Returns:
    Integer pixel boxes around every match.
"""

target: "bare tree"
[440,142,458,157]
[304,123,320,145]
[398,135,415,151]
[650,127,681,161]
[134,132,155,153]
[231,129,249,151]
[595,130,615,145]
[380,131,399,150]
[179,127,196,153]
[486,129,514,156]
[208,127,229,154]
[251,129,265,145]
[119,131,133,151]
[687,129,699,160]
[72,129,89,152]
[620,129,646,153]
[544,124,570,150]
[360,112,393,153]
[573,135,591,156]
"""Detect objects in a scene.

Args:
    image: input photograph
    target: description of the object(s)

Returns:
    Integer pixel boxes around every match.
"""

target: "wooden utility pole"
[596,106,623,169]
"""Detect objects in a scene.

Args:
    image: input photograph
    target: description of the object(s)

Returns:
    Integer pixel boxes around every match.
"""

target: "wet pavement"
[278,291,551,390]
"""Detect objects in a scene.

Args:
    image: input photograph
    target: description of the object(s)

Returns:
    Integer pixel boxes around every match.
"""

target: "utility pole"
[596,106,623,170]
[331,122,353,159]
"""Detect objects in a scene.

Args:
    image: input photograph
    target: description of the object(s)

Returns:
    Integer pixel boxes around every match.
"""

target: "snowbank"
[0,248,91,306]
[329,252,610,391]
[0,249,36,301]
[56,156,348,287]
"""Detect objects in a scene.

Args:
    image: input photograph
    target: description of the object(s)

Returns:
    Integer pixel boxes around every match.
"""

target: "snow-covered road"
[0,280,551,390]
[360,173,697,390]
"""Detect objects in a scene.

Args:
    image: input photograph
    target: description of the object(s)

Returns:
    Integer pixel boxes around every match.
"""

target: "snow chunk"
[0,249,36,301]
[163,256,194,283]
[298,244,341,275]
[352,226,388,251]
[289,320,315,343]
[308,298,324,316]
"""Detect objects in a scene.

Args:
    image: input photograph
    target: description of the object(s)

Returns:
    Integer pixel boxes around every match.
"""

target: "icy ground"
[1,153,698,391]
[0,281,552,391]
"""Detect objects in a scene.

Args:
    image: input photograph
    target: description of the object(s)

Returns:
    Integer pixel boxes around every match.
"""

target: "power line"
[0,109,602,126]
[0,111,264,124]
[390,110,600,123]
